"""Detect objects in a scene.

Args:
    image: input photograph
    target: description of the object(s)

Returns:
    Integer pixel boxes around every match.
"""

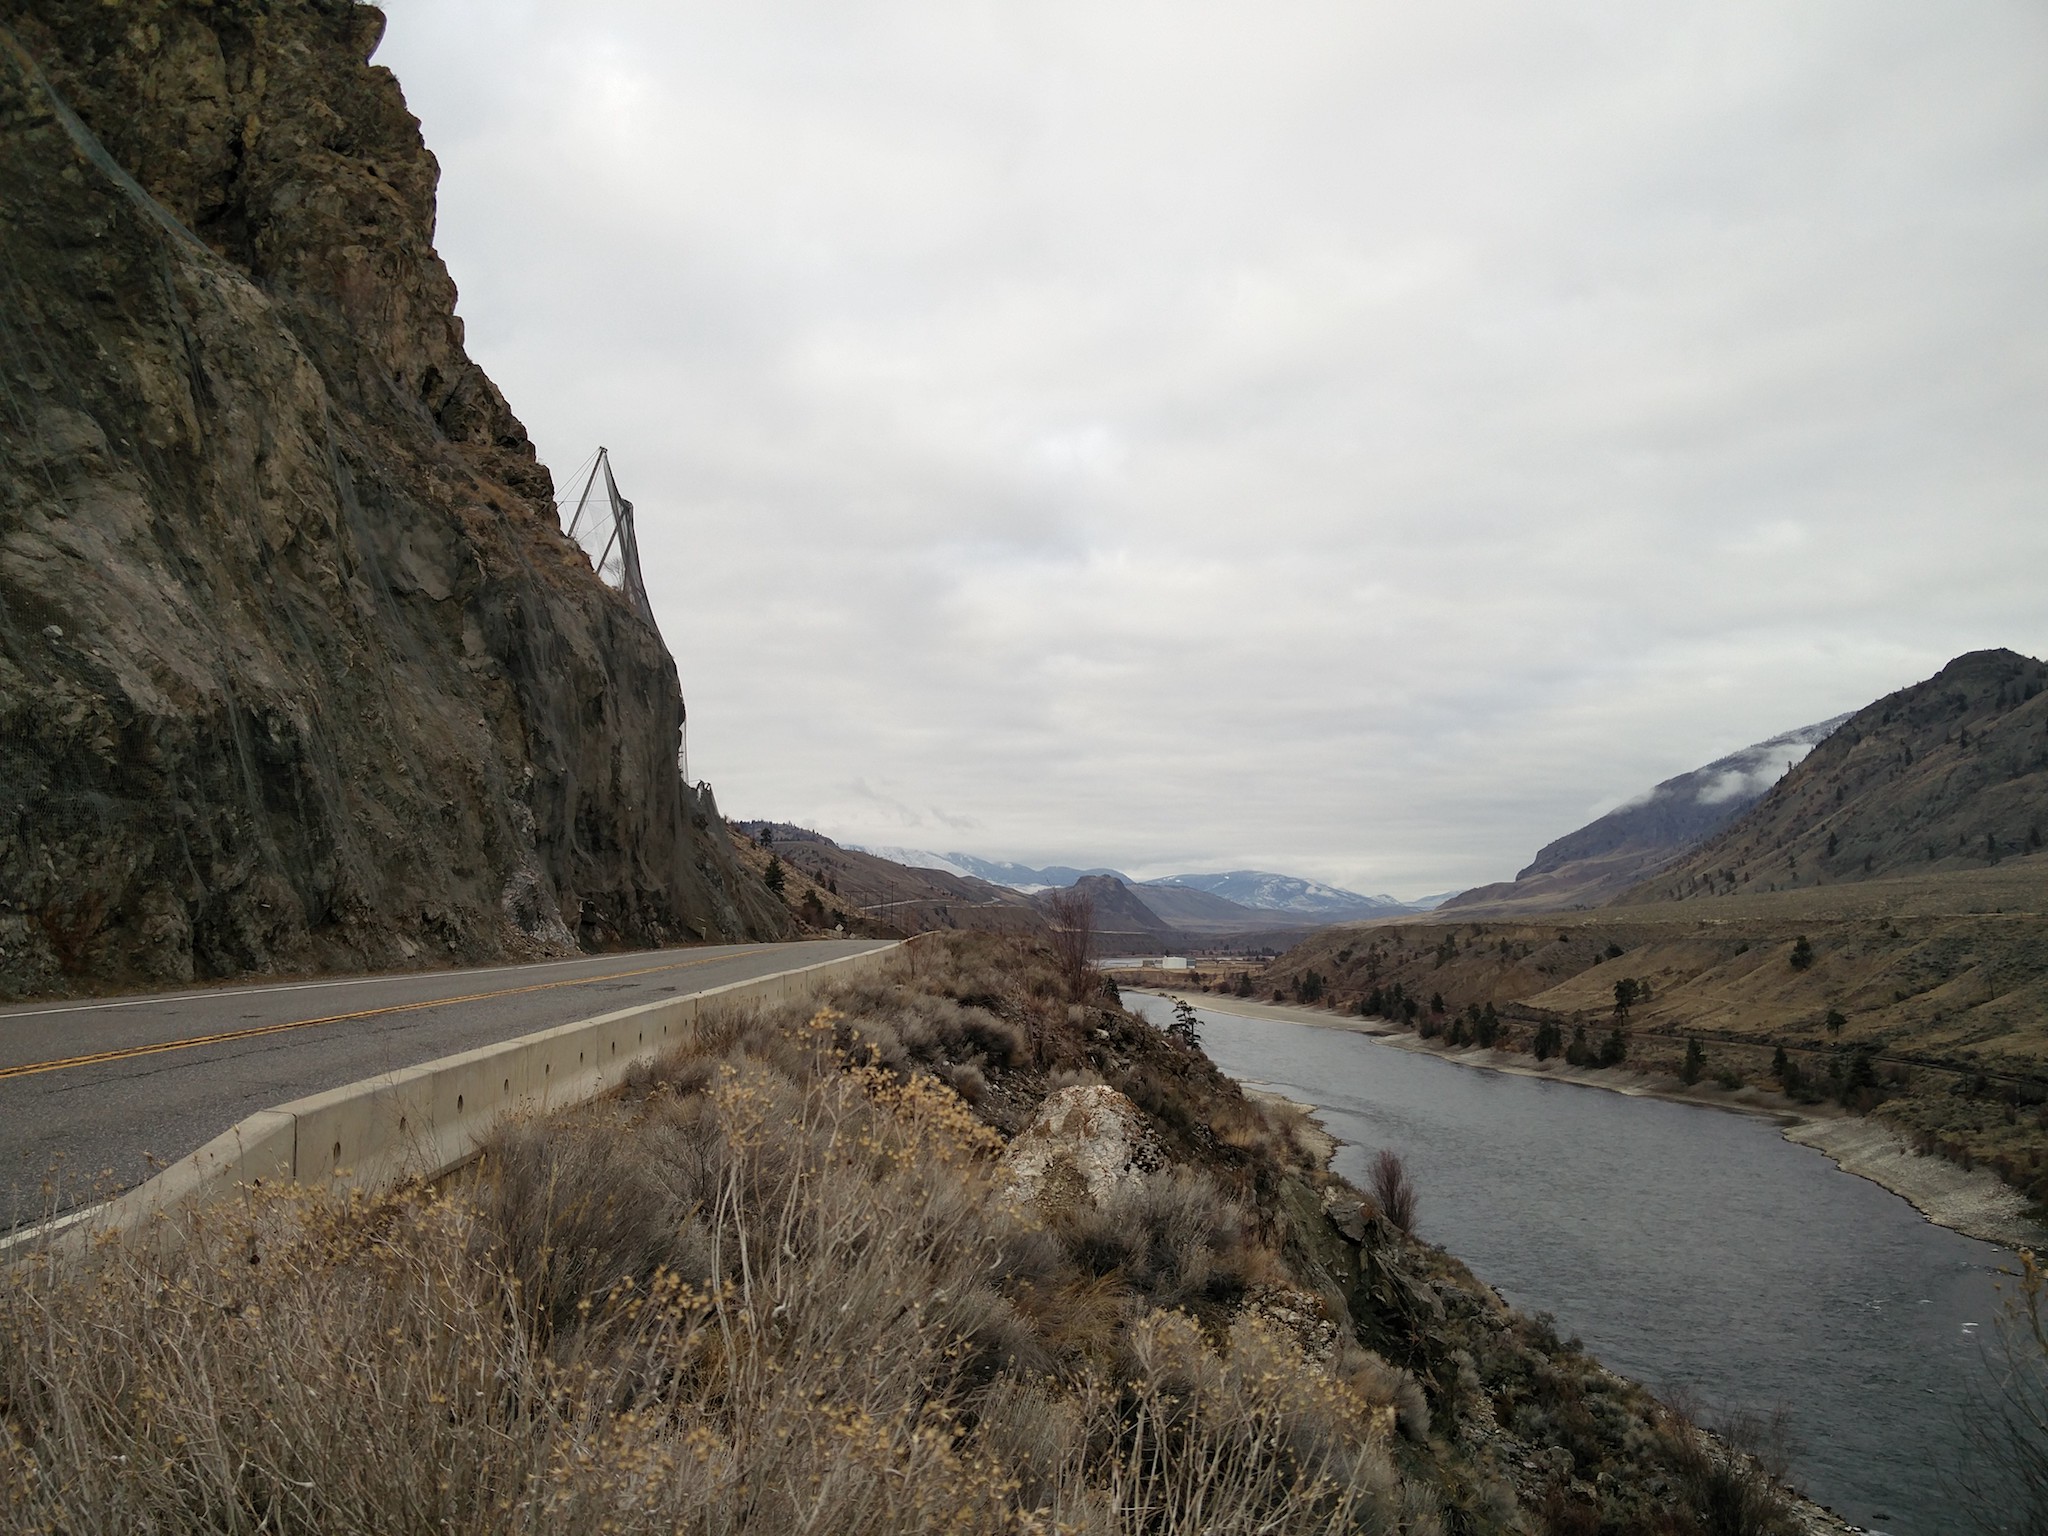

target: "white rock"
[999,1084,1152,1213]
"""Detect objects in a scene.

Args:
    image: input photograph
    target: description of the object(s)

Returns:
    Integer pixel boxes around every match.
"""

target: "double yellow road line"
[0,953,731,1083]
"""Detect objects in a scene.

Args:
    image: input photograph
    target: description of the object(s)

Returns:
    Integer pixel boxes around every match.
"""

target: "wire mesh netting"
[557,447,689,779]
[560,448,659,637]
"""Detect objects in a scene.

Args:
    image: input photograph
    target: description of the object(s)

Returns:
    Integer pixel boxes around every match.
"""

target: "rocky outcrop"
[0,1,788,995]
[997,1084,1162,1215]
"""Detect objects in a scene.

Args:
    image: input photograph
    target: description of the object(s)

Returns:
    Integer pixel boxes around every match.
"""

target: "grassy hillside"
[1447,718,1844,917]
[1621,649,2048,903]
[1253,863,2048,1206]
[730,823,1049,939]
[1,935,1827,1534]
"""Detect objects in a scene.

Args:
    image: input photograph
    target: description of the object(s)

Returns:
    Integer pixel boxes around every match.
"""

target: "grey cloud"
[379,0,2048,898]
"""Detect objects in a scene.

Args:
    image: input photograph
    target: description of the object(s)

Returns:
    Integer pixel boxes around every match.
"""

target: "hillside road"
[0,940,893,1230]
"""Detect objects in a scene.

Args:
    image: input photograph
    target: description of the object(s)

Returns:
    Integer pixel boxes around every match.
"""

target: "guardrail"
[41,943,901,1252]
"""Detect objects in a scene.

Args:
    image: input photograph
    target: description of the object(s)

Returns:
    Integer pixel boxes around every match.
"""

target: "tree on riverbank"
[1614,976,1641,1023]
[1680,1038,1707,1086]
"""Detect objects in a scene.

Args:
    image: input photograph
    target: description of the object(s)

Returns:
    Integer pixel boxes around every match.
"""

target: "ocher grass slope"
[2,937,1817,1534]
[1258,876,2048,1207]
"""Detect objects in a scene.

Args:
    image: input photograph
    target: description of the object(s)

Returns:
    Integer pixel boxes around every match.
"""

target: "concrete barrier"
[59,943,902,1248]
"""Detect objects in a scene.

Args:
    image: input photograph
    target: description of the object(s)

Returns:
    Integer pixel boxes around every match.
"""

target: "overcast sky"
[377,1,2047,899]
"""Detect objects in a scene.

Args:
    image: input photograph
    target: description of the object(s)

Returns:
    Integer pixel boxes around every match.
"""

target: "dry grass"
[1255,888,2048,1207]
[0,990,1430,1535]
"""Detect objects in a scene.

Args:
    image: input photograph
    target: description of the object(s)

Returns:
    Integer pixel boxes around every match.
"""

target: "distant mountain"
[1120,881,1319,934]
[1442,712,1852,916]
[1149,871,1414,921]
[1618,648,2048,903]
[849,848,1127,891]
[847,847,1426,928]
[1029,874,1178,946]
[1406,891,1465,911]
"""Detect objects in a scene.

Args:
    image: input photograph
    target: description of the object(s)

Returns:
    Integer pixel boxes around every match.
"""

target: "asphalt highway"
[0,939,894,1229]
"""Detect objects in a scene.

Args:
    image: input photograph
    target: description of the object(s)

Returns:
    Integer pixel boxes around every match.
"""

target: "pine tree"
[1679,1038,1706,1086]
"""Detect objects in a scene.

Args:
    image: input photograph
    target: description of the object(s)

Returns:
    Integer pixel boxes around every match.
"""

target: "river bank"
[1130,988,2042,1251]
[1134,991,1878,1534]
[1129,988,2024,1533]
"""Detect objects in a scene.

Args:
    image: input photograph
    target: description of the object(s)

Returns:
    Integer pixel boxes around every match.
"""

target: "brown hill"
[732,825,1047,938]
[1124,882,1312,934]
[1617,649,2048,904]
[1445,716,1845,915]
[1029,874,1179,949]
[1246,859,2048,1212]
[0,2,786,997]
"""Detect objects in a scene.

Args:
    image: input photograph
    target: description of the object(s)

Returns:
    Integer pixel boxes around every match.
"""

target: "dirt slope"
[733,824,1048,938]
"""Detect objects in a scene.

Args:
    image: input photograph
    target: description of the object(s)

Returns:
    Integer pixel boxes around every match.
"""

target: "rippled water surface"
[1125,994,2022,1535]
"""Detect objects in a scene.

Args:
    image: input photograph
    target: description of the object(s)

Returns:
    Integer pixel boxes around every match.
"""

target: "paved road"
[0,940,893,1229]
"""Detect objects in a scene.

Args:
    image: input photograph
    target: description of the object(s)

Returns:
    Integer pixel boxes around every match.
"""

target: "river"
[1124,993,2023,1535]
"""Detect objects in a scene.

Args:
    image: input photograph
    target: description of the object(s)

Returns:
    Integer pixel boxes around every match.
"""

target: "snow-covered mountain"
[1146,871,1414,920]
[849,848,1421,922]
[850,846,978,880]
[847,848,1126,892]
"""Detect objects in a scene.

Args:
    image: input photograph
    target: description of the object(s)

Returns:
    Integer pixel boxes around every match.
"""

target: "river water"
[1124,994,2023,1535]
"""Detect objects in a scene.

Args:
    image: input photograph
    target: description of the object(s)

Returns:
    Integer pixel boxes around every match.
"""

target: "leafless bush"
[1047,885,1096,1001]
[1658,1389,1800,1536]
[0,993,1427,1536]
[1954,1250,2048,1531]
[1367,1148,1420,1235]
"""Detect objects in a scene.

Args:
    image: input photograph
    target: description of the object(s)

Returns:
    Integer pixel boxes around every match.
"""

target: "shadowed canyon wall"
[0,0,788,995]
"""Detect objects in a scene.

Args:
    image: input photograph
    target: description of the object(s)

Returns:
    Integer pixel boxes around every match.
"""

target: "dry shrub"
[1655,1391,1800,1536]
[1053,1168,1267,1320]
[0,1002,1425,1536]
[1046,887,1095,1002]
[830,987,1027,1076]
[1366,1148,1420,1235]
[1208,1093,1319,1169]
[1335,1340,1433,1442]
[976,1313,1432,1536]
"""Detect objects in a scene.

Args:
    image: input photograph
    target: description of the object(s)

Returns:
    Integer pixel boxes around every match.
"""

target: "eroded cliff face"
[0,0,788,995]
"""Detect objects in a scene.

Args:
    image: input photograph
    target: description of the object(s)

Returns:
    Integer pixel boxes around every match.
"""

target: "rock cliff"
[0,0,788,996]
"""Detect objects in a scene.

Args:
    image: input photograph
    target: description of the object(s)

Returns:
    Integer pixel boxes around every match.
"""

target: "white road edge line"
[0,946,771,1023]
[0,1202,101,1255]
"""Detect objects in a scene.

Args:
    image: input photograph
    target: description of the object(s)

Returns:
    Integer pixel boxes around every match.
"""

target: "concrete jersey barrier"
[57,943,902,1249]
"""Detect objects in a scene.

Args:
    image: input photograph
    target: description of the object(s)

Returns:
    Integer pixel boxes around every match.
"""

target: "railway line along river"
[1125,992,2025,1535]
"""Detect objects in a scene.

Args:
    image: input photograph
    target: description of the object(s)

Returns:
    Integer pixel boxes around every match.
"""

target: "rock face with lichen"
[998,1084,1163,1216]
[0,0,788,996]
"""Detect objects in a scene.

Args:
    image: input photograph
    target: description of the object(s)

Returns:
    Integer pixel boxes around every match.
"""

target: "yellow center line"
[0,953,736,1083]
